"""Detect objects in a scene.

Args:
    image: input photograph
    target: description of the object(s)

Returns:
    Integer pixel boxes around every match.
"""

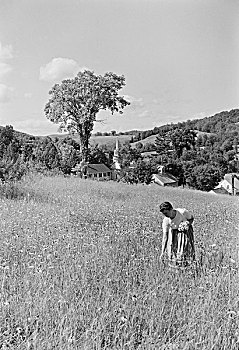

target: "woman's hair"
[159,201,173,212]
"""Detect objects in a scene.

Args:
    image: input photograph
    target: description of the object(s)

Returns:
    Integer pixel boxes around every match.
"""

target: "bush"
[0,158,28,182]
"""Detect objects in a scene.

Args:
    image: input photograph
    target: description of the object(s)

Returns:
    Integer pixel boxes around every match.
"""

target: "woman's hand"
[187,218,194,225]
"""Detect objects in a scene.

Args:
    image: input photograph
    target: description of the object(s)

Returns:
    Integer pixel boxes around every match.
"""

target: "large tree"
[44,70,130,162]
[168,128,196,158]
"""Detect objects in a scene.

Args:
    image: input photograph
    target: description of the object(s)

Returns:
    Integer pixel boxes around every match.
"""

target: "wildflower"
[178,221,190,232]
[227,310,237,318]
[209,244,217,248]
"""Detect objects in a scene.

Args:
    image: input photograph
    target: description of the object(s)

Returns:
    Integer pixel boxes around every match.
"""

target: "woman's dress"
[162,208,195,266]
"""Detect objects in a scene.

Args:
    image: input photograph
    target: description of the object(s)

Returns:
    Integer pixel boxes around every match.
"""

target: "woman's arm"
[183,209,194,225]
[187,216,194,225]
[160,220,169,258]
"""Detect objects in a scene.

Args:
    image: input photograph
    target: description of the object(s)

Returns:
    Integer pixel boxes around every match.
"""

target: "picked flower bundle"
[178,221,190,232]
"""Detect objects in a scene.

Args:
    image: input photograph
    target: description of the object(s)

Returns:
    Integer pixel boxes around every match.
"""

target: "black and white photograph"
[0,0,238,348]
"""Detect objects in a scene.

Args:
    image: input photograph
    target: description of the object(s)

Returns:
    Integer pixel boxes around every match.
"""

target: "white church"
[71,138,121,180]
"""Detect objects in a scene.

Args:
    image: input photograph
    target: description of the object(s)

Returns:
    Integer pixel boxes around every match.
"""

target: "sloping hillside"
[48,133,133,148]
[1,175,238,347]
[2,108,238,149]
[131,108,239,144]
[130,130,215,148]
[91,134,132,147]
[130,134,157,148]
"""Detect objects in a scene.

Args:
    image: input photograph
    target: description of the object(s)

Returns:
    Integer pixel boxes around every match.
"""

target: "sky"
[0,0,238,136]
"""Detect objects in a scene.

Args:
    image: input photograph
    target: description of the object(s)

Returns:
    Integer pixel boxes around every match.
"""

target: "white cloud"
[0,84,13,103]
[192,112,207,119]
[13,117,58,136]
[124,94,142,103]
[138,110,150,118]
[39,57,83,82]
[124,95,145,110]
[152,98,161,105]
[0,62,12,79]
[24,92,33,98]
[0,42,13,78]
[0,42,14,102]
[0,42,13,61]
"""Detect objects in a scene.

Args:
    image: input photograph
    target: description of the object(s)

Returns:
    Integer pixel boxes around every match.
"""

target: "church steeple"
[113,138,121,170]
[115,137,119,152]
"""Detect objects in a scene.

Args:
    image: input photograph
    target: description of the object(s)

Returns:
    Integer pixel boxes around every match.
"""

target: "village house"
[140,150,158,162]
[151,165,178,187]
[233,144,239,168]
[71,139,120,181]
[72,163,113,180]
[211,173,239,195]
[209,187,230,195]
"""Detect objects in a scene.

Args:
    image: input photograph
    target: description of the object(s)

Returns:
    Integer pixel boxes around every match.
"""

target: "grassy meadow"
[49,134,133,148]
[0,175,239,349]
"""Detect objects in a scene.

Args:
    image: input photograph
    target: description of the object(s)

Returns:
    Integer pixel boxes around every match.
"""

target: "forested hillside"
[129,108,239,141]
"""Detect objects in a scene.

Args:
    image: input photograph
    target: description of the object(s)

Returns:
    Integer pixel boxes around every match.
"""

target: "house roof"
[210,187,230,195]
[141,151,158,157]
[153,173,178,184]
[86,164,112,174]
[224,173,239,189]
[72,163,112,174]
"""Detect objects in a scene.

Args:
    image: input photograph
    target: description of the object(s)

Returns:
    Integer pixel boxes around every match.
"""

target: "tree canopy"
[44,70,130,161]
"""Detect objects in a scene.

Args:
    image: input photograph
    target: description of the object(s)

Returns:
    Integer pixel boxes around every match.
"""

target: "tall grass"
[0,175,238,349]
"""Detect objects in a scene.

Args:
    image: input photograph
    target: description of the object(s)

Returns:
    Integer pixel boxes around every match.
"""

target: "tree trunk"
[77,118,94,163]
[78,128,90,163]
[78,135,88,163]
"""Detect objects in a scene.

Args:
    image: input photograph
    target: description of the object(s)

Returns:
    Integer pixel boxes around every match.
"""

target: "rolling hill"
[48,108,239,148]
[48,133,133,148]
[1,108,238,149]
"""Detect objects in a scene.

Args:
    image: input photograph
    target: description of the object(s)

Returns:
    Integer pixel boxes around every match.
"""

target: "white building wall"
[214,179,239,194]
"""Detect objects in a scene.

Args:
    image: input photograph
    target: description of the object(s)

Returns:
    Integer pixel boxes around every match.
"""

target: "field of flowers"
[0,175,238,349]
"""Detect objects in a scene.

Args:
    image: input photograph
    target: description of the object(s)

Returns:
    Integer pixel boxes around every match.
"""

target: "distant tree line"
[125,109,239,142]
[117,109,239,190]
[0,109,238,192]
[0,125,115,181]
